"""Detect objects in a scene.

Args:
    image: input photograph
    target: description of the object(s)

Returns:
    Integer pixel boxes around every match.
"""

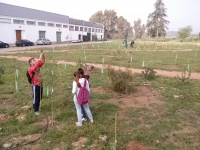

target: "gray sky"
[0,0,199,33]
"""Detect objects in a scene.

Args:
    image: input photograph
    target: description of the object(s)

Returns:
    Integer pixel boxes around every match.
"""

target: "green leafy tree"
[146,0,170,38]
[177,26,193,40]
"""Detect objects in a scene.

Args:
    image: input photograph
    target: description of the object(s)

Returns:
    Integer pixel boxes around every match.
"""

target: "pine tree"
[146,0,169,38]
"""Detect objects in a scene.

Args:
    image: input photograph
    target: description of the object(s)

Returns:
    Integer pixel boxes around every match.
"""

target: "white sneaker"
[82,118,87,122]
[90,120,94,123]
[35,112,40,116]
[76,122,82,126]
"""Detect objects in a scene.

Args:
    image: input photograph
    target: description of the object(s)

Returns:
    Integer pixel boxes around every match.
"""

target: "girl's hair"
[78,68,84,77]
[74,71,80,77]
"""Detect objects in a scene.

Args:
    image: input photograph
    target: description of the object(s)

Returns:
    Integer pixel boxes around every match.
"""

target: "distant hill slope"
[167,31,199,36]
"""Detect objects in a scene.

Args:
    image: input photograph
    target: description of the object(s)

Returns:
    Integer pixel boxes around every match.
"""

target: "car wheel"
[49,42,51,45]
[23,44,25,46]
[32,43,34,46]
[5,45,9,48]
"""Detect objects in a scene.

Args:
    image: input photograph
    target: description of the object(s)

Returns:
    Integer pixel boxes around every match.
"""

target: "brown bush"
[107,66,133,93]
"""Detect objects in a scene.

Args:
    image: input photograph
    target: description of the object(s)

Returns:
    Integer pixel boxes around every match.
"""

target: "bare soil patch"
[107,84,163,110]
[34,116,57,131]
[0,101,13,109]
[91,86,105,93]
[2,133,42,149]
[0,113,10,120]
[72,137,88,150]
[125,141,150,150]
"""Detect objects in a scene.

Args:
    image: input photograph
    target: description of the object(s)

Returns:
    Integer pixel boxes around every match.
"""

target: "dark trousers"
[81,105,87,118]
[32,85,43,112]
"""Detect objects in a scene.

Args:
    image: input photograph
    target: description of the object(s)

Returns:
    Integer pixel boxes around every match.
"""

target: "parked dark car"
[15,40,34,46]
[0,41,9,48]
[102,38,107,41]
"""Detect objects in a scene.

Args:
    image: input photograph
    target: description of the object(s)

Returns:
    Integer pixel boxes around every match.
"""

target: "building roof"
[69,18,103,28]
[0,2,69,24]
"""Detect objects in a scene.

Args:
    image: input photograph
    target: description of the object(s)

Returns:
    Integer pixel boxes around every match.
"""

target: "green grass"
[4,41,200,72]
[0,41,200,149]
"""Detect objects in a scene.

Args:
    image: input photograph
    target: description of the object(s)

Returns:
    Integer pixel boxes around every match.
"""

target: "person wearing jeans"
[72,70,93,126]
[28,51,45,115]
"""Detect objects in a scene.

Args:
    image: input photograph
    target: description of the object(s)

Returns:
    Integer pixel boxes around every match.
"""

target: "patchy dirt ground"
[125,141,150,150]
[106,83,163,111]
[91,86,105,93]
[1,55,200,79]
[72,137,88,150]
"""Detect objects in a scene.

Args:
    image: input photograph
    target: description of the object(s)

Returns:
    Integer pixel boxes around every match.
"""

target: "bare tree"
[133,19,146,39]
[115,16,133,39]
[89,10,117,39]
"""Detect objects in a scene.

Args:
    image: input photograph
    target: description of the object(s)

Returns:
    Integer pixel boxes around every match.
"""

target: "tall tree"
[89,10,117,39]
[133,19,146,39]
[115,16,133,39]
[177,26,193,40]
[89,11,104,23]
[146,0,169,38]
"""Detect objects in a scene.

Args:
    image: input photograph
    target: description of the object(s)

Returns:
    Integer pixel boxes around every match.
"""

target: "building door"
[39,31,46,39]
[101,35,102,41]
[87,33,91,41]
[78,34,81,40]
[16,30,21,40]
[56,32,61,42]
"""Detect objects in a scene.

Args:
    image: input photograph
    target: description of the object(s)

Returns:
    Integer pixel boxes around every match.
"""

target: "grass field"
[0,41,200,150]
[4,41,200,72]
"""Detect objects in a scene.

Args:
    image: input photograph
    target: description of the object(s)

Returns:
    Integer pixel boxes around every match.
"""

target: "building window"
[92,28,94,32]
[80,27,83,31]
[13,19,24,24]
[75,26,79,31]
[27,21,36,25]
[0,18,11,23]
[47,23,54,27]
[69,26,74,31]
[88,28,91,32]
[56,24,62,28]
[84,27,87,32]
[39,31,46,38]
[38,22,46,26]
[63,25,68,28]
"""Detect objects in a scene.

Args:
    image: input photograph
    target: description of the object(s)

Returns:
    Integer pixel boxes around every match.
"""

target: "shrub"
[175,71,191,85]
[107,66,133,93]
[142,68,157,80]
[0,66,5,84]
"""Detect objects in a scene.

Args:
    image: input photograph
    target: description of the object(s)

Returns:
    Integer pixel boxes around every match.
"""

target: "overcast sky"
[0,0,199,33]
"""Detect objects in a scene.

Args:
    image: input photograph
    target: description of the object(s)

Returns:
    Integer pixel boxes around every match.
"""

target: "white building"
[0,2,104,44]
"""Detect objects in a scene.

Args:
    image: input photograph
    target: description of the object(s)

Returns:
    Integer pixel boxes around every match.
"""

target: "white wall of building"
[0,16,70,44]
[0,15,104,44]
